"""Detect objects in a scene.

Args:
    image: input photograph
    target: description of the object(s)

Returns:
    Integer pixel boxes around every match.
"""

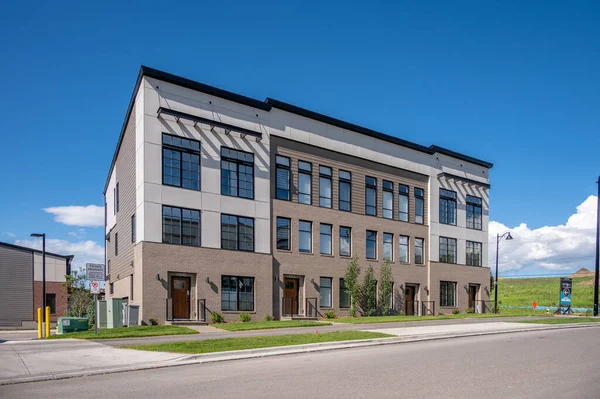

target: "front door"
[468,285,477,310]
[284,278,299,316]
[405,285,415,315]
[171,277,191,319]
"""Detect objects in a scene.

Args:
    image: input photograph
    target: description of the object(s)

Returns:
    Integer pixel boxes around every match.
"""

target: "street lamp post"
[31,233,46,334]
[594,176,599,317]
[495,231,513,313]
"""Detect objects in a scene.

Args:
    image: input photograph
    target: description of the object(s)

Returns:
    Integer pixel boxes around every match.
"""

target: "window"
[221,215,254,251]
[222,276,254,311]
[383,180,393,219]
[415,238,424,265]
[399,235,409,263]
[440,281,457,307]
[365,176,377,216]
[276,217,291,250]
[439,188,457,225]
[340,279,350,308]
[466,241,482,266]
[366,230,377,259]
[162,206,201,246]
[383,233,393,261]
[439,237,457,264]
[116,183,120,212]
[319,166,332,208]
[320,224,332,255]
[109,282,114,295]
[107,260,111,276]
[275,155,290,200]
[339,226,352,257]
[466,195,483,230]
[131,214,136,243]
[115,232,118,256]
[319,277,332,308]
[130,276,134,301]
[162,133,201,190]
[46,293,56,315]
[339,170,352,212]
[221,147,254,199]
[415,188,424,224]
[399,184,409,222]
[298,161,312,205]
[386,282,394,308]
[113,187,116,215]
[299,221,312,253]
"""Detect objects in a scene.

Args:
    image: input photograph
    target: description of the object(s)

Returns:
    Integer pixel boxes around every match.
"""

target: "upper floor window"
[366,230,377,259]
[399,235,409,263]
[339,170,352,212]
[466,195,483,230]
[276,217,291,250]
[439,188,457,225]
[383,180,393,219]
[340,226,351,257]
[320,224,332,255]
[221,147,254,199]
[116,183,120,212]
[275,155,290,200]
[115,232,118,257]
[466,241,482,266]
[162,205,201,246]
[319,166,332,208]
[299,220,312,253]
[131,214,136,243]
[383,233,393,261]
[399,184,409,222]
[439,236,457,264]
[298,161,312,205]
[365,176,377,216]
[162,133,201,191]
[415,238,424,265]
[414,188,424,224]
[221,214,254,251]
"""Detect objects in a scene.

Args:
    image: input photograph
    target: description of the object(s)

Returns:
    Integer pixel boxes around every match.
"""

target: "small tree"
[63,270,93,318]
[379,259,394,316]
[358,265,377,316]
[344,255,361,317]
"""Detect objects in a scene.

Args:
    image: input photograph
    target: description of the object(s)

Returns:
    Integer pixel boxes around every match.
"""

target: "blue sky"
[0,1,598,274]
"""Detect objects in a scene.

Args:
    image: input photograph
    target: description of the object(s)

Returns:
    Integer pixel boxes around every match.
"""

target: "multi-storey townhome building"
[104,66,492,323]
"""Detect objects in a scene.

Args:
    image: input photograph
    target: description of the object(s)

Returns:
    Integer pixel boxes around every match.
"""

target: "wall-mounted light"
[311,278,315,283]
[205,277,210,284]
[156,274,160,281]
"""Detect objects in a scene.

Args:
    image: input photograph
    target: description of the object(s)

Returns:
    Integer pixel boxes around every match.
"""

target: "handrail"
[422,301,435,316]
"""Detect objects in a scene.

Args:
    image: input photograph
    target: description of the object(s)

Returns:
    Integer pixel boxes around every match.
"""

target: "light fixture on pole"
[495,231,513,313]
[30,233,46,336]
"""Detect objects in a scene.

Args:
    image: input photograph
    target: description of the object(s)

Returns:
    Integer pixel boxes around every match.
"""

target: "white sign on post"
[86,263,105,281]
[90,281,100,294]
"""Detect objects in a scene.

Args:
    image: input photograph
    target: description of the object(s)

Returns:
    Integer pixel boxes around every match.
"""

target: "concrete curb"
[2,322,598,386]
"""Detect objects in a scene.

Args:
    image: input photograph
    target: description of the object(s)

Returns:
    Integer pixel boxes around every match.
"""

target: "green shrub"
[324,310,336,319]
[438,312,445,316]
[210,312,225,323]
[149,318,159,326]
[452,309,460,315]
[263,314,274,322]
[239,313,251,323]
[465,308,475,314]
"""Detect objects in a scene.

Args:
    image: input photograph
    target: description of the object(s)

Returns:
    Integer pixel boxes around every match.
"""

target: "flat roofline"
[104,66,493,192]
[0,241,74,261]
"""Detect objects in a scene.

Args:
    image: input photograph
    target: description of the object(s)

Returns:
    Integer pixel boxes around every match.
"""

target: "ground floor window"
[320,277,332,308]
[339,278,350,308]
[440,281,456,307]
[221,276,254,311]
[46,293,56,315]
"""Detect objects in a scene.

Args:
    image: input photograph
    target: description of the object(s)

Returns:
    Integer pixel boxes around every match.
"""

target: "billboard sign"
[559,278,572,306]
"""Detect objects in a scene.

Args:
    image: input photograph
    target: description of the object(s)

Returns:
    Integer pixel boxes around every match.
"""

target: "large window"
[320,277,332,308]
[439,188,457,225]
[415,188,424,224]
[399,235,409,263]
[383,233,393,261]
[320,224,332,255]
[440,281,457,307]
[222,276,254,311]
[319,166,332,208]
[298,161,312,205]
[340,226,352,257]
[162,133,201,190]
[439,237,457,264]
[162,206,201,246]
[299,221,312,253]
[131,214,136,243]
[46,293,56,315]
[221,214,254,251]
[466,195,483,230]
[399,184,409,222]
[365,176,377,216]
[383,180,393,219]
[116,183,120,212]
[276,217,291,250]
[415,238,424,265]
[339,170,352,212]
[221,147,254,199]
[275,155,290,200]
[366,230,377,259]
[115,232,118,256]
[466,241,482,266]
[339,279,350,308]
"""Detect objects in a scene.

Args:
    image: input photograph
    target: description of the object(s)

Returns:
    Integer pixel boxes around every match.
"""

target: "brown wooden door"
[284,278,299,315]
[405,286,415,315]
[469,286,477,309]
[171,277,190,319]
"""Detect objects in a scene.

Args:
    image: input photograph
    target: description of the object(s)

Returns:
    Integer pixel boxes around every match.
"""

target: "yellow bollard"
[37,308,42,339]
[45,306,51,338]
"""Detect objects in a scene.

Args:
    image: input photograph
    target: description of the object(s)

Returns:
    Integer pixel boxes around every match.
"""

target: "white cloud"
[44,205,104,227]
[14,238,104,272]
[489,195,597,273]
[3,232,16,237]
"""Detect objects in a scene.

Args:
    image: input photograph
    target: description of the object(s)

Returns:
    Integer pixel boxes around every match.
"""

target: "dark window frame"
[298,160,312,205]
[276,217,291,250]
[439,188,457,226]
[319,277,333,308]
[440,281,457,307]
[221,214,255,252]
[382,180,393,219]
[339,226,352,257]
[131,214,136,243]
[275,155,291,201]
[339,170,352,212]
[319,166,332,208]
[415,238,424,265]
[116,183,120,212]
[383,232,393,261]
[466,240,482,266]
[220,147,255,200]
[399,184,409,222]
[299,220,312,253]
[365,176,377,216]
[320,223,333,255]
[399,235,409,263]
[339,278,350,308]
[439,236,457,264]
[466,195,483,230]
[46,293,57,315]
[162,205,201,247]
[366,230,377,260]
[115,232,118,257]
[414,188,424,224]
[221,276,255,311]
[161,133,201,191]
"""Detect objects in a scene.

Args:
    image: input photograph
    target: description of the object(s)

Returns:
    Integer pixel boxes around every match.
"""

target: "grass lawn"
[498,277,595,309]
[518,317,600,325]
[48,325,198,340]
[213,320,331,331]
[333,312,536,324]
[124,331,393,354]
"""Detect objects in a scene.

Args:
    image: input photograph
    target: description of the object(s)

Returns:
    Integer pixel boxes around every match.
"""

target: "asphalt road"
[2,327,598,399]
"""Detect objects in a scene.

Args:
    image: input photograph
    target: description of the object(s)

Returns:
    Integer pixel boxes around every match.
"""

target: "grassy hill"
[497,276,596,309]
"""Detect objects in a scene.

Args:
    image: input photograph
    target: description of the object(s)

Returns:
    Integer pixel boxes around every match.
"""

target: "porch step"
[166,320,208,326]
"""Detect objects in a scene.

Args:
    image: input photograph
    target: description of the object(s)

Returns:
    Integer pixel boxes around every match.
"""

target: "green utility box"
[57,317,89,334]
[106,298,124,329]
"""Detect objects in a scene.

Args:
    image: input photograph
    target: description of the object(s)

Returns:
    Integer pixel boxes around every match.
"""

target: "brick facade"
[33,281,68,322]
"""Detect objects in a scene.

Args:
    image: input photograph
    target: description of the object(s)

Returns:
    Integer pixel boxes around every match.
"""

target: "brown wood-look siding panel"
[0,246,33,326]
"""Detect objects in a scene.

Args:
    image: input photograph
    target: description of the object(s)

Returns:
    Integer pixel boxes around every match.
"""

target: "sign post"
[86,263,105,335]
[532,300,537,315]
[555,277,572,315]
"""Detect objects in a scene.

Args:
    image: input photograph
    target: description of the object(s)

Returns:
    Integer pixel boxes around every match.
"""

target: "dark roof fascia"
[438,172,491,189]
[430,145,493,169]
[0,241,74,260]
